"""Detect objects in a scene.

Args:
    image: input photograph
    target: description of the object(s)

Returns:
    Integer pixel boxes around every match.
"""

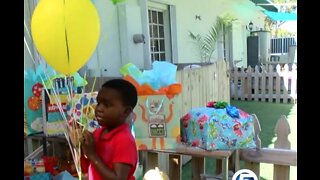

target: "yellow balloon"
[31,0,100,75]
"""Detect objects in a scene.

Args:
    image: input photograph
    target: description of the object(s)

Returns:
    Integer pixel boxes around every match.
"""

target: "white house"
[24,0,277,76]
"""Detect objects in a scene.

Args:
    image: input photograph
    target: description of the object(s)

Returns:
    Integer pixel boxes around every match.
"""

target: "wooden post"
[273,115,291,180]
[212,63,218,101]
[247,66,252,101]
[290,64,297,103]
[254,66,260,101]
[158,152,169,176]
[216,156,234,176]
[192,157,204,180]
[234,67,239,100]
[283,64,289,103]
[234,150,240,171]
[146,152,158,173]
[191,70,201,108]
[275,65,281,103]
[240,67,246,101]
[182,70,192,115]
[208,64,215,102]
[176,70,184,115]
[215,159,222,175]
[252,114,262,150]
[221,60,228,102]
[268,65,274,102]
[218,60,224,101]
[169,154,182,180]
[201,66,208,106]
[244,114,261,179]
[221,157,229,180]
[244,161,261,179]
[225,61,231,104]
[261,66,266,102]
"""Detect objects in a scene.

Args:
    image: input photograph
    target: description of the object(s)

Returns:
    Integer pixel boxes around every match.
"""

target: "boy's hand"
[70,127,82,147]
[80,130,96,159]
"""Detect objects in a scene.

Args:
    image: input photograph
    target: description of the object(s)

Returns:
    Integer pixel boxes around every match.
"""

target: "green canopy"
[251,0,278,12]
[263,10,297,21]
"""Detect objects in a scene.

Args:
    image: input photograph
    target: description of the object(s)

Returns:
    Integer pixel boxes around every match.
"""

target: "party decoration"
[32,83,43,97]
[27,96,41,111]
[206,101,228,109]
[67,92,100,133]
[31,0,100,75]
[24,69,44,135]
[226,105,239,118]
[43,73,87,90]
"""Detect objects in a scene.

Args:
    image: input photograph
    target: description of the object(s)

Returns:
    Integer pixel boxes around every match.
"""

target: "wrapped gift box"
[180,106,256,150]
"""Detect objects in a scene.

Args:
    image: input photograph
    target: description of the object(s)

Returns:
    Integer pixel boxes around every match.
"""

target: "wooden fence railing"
[230,64,297,104]
[140,114,297,180]
[240,114,297,180]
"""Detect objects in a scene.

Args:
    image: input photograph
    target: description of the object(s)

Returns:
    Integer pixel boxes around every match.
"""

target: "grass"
[181,100,297,180]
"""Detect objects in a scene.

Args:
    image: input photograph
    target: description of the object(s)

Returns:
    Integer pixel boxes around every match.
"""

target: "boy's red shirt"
[81,123,137,180]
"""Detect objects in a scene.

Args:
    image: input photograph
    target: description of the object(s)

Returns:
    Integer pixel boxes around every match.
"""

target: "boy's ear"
[124,106,133,117]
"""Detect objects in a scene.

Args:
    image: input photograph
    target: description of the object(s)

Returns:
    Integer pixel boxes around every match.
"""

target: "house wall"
[24,0,267,75]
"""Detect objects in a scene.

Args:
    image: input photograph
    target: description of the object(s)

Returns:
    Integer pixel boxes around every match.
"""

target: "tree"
[189,14,236,63]
[268,0,297,37]
[272,0,297,13]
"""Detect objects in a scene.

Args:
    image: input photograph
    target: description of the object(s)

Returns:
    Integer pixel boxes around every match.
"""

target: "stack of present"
[24,65,98,137]
[24,155,78,180]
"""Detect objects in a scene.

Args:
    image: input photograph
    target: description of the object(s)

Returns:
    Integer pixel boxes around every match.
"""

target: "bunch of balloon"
[31,0,100,76]
[30,0,101,178]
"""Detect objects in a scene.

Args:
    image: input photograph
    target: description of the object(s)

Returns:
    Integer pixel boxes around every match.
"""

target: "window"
[148,9,166,61]
[141,1,177,67]
[147,3,172,63]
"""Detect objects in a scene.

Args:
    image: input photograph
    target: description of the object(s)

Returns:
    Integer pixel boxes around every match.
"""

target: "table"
[24,133,66,158]
[139,144,238,180]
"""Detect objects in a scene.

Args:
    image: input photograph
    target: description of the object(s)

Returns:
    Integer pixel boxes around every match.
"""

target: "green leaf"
[188,13,236,62]
[111,0,126,5]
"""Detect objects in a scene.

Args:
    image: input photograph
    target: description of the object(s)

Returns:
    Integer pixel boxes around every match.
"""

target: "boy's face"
[95,87,130,128]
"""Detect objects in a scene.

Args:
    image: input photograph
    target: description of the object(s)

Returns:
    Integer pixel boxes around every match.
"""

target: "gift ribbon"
[145,97,165,115]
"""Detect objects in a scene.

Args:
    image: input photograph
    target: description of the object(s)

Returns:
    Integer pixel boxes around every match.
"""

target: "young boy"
[80,79,138,180]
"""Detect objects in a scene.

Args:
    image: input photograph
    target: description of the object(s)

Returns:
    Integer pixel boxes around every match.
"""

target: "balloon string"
[25,36,82,177]
[84,76,97,123]
[78,72,87,128]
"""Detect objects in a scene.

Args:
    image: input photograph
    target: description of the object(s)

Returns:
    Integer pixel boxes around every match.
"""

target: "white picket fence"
[230,64,297,103]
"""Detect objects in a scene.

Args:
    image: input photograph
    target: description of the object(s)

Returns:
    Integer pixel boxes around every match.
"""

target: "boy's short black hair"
[102,79,138,109]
